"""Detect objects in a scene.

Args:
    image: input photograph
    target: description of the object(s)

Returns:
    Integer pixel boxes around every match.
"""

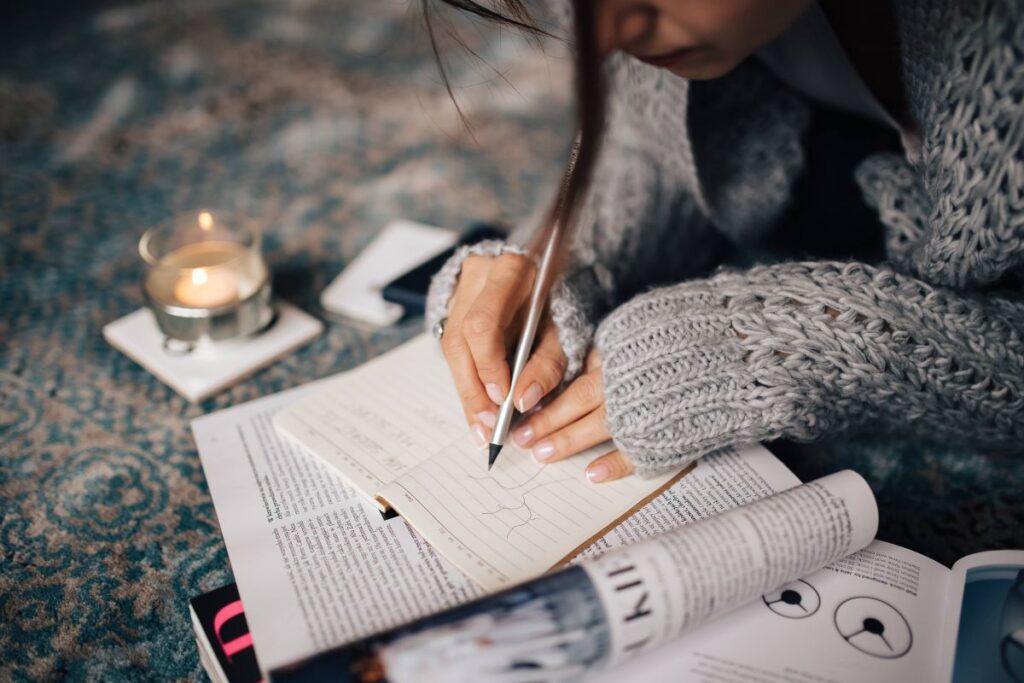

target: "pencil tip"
[488,444,502,470]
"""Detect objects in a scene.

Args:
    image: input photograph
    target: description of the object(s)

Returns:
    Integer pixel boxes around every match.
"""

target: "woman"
[425,0,1024,483]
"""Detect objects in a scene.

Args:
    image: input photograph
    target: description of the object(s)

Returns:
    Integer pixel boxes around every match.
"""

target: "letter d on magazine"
[270,471,877,683]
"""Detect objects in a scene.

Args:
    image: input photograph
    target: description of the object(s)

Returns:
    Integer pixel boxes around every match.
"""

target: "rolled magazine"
[271,470,877,683]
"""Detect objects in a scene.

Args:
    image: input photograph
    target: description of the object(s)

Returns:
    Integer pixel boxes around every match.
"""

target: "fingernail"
[517,383,543,413]
[476,410,497,428]
[532,440,555,462]
[471,423,488,449]
[513,424,534,447]
[485,383,505,405]
[586,463,611,483]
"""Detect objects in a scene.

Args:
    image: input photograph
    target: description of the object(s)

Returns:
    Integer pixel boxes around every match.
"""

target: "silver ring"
[432,317,447,340]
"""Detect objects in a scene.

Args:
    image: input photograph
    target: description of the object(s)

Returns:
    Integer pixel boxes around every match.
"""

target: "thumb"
[585,450,634,483]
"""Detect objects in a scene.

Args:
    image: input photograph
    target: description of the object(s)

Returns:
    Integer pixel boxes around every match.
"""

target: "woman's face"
[595,0,815,79]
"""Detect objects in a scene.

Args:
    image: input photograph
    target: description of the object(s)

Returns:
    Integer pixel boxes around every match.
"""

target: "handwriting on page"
[274,335,465,495]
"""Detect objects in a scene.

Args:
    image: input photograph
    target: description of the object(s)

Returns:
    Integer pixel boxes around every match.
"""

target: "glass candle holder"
[140,209,274,346]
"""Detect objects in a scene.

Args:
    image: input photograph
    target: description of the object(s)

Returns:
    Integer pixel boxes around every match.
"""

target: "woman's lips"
[634,46,700,69]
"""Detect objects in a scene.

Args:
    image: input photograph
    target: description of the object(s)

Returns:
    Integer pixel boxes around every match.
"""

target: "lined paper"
[275,333,684,589]
[273,335,463,504]
[379,440,681,591]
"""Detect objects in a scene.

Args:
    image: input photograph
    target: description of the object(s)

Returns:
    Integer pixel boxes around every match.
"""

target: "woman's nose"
[596,2,657,55]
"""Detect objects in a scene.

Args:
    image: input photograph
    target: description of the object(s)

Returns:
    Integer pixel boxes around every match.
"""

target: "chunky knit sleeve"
[596,260,1024,477]
[426,53,723,379]
[855,0,1024,289]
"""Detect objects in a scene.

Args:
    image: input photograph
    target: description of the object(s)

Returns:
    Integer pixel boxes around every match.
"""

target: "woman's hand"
[509,348,635,483]
[441,253,569,447]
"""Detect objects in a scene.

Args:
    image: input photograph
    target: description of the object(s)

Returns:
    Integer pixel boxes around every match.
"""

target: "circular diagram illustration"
[833,596,913,659]
[763,580,821,619]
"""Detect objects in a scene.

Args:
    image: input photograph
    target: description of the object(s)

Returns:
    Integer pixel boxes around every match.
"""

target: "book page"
[273,335,461,504]
[378,440,684,591]
[575,444,802,560]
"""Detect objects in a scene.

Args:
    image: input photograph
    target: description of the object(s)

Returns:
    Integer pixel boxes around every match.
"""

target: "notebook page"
[274,335,462,504]
[378,440,684,591]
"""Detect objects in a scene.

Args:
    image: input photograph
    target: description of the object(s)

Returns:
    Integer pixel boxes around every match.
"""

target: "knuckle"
[536,354,567,388]
[462,310,498,339]
[492,255,532,284]
[573,374,601,405]
[530,412,552,437]
[548,432,568,458]
[440,332,463,357]
[462,255,491,274]
[599,453,629,479]
[457,384,487,407]
[494,253,528,271]
[609,453,633,478]
[475,362,507,382]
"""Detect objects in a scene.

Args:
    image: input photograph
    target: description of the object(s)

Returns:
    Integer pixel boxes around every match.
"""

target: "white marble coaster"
[103,302,323,403]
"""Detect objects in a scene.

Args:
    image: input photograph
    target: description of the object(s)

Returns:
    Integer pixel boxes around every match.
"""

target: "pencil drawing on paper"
[471,470,577,540]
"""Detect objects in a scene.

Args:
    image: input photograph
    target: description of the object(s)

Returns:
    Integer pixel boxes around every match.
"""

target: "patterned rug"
[1,1,1020,680]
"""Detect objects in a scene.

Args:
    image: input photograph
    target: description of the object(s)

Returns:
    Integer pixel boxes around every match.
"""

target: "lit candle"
[140,210,272,343]
[173,266,240,308]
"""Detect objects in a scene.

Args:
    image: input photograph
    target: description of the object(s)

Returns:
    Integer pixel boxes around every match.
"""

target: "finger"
[512,368,603,447]
[440,330,496,430]
[585,450,634,483]
[514,318,567,413]
[528,408,611,464]
[462,255,535,403]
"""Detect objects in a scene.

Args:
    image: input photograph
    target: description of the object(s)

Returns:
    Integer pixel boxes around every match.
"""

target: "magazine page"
[591,539,951,683]
[193,383,797,676]
[192,385,482,672]
[271,472,879,683]
[583,470,878,669]
[943,550,1024,683]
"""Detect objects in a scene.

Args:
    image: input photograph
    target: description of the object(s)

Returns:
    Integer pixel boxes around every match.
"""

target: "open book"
[273,335,686,591]
[195,384,1024,682]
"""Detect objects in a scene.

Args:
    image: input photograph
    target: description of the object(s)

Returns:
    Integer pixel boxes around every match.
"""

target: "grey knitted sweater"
[427,0,1024,477]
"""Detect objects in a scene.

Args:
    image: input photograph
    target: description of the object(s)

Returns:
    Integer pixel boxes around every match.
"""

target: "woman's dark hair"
[421,0,605,257]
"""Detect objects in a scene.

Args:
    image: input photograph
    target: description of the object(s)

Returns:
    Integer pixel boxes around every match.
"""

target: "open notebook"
[273,335,686,591]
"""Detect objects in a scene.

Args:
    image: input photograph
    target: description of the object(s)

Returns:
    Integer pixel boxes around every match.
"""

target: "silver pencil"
[488,215,564,470]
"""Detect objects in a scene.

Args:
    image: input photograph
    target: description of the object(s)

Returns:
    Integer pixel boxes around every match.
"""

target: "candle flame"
[192,268,209,285]
[198,211,213,231]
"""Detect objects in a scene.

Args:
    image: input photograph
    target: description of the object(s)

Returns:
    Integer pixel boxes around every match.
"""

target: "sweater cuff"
[594,270,832,478]
[548,267,603,381]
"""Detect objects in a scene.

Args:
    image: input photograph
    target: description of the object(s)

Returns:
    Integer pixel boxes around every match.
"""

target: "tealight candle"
[140,210,273,343]
[174,266,240,308]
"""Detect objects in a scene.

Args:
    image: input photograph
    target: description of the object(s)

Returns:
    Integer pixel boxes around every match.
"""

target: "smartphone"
[380,223,507,315]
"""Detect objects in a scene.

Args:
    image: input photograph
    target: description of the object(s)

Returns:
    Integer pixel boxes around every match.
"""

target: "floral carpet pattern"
[1,1,1020,680]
